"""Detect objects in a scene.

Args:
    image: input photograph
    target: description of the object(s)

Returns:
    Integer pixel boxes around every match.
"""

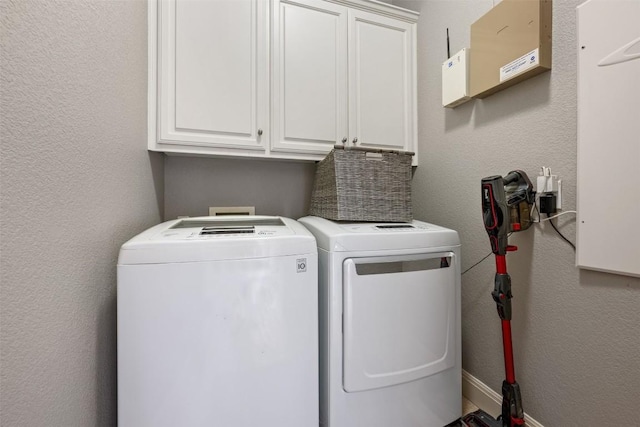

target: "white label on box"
[500,48,540,82]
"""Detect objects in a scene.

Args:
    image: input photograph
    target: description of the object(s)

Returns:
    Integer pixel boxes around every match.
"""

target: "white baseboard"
[462,370,544,427]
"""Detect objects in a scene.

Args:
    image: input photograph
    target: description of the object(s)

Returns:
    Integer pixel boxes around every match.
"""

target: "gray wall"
[394,0,640,425]
[0,1,162,426]
[3,0,639,426]
[164,156,316,220]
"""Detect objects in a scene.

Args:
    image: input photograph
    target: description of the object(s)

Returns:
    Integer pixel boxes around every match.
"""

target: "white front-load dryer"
[298,216,461,427]
[117,216,318,427]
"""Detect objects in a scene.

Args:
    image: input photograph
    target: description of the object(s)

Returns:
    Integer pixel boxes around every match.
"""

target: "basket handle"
[333,144,415,157]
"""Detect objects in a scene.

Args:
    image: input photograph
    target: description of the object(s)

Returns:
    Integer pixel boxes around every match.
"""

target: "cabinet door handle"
[352,137,358,145]
[258,129,263,136]
[341,137,347,144]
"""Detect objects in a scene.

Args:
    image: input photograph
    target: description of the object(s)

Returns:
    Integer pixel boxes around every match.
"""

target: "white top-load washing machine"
[298,216,461,427]
[117,216,318,427]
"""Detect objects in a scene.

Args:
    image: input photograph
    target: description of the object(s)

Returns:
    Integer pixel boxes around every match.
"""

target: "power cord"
[462,252,492,275]
[533,191,577,251]
[532,193,541,222]
[546,213,576,251]
[462,233,512,275]
[465,201,577,275]
[539,210,577,222]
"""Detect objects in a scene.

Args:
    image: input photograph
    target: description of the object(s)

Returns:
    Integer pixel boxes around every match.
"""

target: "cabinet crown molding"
[324,0,419,22]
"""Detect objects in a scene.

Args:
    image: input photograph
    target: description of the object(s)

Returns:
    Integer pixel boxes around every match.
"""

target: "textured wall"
[0,1,163,426]
[394,0,640,425]
[164,155,316,220]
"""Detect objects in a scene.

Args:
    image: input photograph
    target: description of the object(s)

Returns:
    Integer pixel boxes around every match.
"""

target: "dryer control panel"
[339,222,433,234]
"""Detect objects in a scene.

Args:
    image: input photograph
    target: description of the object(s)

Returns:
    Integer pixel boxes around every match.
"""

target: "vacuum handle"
[482,175,509,255]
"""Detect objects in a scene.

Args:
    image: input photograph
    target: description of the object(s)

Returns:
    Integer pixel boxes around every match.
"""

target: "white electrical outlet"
[536,167,562,211]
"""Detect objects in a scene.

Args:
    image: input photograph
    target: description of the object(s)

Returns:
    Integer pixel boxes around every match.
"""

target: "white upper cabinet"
[148,0,418,163]
[271,0,349,155]
[151,0,269,155]
[348,9,415,153]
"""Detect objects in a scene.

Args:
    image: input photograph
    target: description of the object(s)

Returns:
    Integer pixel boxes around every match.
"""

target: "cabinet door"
[156,0,268,151]
[348,9,416,153]
[271,0,348,155]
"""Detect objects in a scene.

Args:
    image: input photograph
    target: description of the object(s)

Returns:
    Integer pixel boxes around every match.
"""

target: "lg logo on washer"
[297,258,307,273]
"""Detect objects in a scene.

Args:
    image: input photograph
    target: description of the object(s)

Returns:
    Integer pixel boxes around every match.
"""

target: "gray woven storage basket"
[309,146,413,222]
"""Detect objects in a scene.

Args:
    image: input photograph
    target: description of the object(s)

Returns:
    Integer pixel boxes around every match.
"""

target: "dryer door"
[342,253,457,392]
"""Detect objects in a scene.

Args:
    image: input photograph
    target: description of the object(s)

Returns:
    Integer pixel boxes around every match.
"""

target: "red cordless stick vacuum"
[462,171,535,427]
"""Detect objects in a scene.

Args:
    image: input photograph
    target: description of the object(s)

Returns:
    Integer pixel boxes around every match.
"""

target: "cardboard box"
[470,0,552,98]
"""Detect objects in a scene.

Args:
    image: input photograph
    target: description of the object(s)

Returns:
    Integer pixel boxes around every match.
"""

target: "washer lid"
[297,216,460,252]
[118,216,317,265]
